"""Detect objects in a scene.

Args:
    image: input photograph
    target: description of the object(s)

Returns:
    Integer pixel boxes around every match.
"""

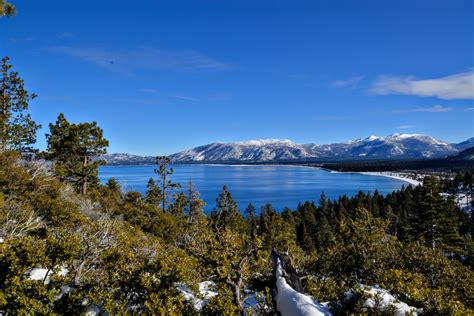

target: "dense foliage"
[0,56,473,314]
[1,150,473,314]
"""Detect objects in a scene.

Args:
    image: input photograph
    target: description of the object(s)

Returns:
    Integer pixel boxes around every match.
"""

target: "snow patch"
[176,281,218,311]
[26,266,68,284]
[236,139,295,146]
[358,172,422,186]
[362,285,420,316]
[275,258,331,316]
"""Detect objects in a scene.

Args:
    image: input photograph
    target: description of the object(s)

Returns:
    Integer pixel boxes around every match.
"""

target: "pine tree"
[0,1,15,18]
[145,178,162,205]
[319,192,328,213]
[154,156,180,211]
[0,56,40,153]
[211,185,245,232]
[187,180,205,223]
[106,178,121,193]
[281,207,295,226]
[245,203,257,239]
[46,113,108,195]
[168,192,187,216]
[413,176,464,253]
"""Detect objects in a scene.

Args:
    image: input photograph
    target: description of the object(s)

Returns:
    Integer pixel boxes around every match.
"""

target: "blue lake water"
[99,164,409,212]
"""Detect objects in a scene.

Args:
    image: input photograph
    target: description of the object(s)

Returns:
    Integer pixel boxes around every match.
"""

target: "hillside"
[321,147,474,172]
[1,150,473,314]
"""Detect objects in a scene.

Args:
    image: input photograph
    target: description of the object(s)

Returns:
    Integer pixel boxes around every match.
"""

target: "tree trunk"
[82,154,88,195]
[162,173,166,211]
[0,72,7,151]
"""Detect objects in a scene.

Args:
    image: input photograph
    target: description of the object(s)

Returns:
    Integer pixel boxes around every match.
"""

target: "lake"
[99,164,409,212]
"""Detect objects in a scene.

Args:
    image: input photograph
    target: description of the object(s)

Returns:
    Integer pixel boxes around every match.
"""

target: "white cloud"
[330,76,364,89]
[370,71,474,100]
[47,46,232,74]
[393,105,452,113]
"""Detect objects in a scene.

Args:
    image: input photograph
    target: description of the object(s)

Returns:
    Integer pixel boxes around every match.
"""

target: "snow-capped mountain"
[455,137,474,151]
[102,134,473,165]
[169,134,459,162]
[170,139,316,162]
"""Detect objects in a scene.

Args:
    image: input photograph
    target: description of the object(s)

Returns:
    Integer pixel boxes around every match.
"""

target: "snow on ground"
[176,281,218,311]
[84,304,100,316]
[441,192,472,213]
[328,170,422,186]
[274,258,331,316]
[359,172,422,186]
[26,266,68,284]
[454,193,472,213]
[359,285,420,315]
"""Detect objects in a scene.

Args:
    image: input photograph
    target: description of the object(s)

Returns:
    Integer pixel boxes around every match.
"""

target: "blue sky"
[1,0,473,155]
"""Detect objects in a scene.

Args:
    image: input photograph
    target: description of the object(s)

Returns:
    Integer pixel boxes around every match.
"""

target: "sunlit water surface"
[99,164,409,212]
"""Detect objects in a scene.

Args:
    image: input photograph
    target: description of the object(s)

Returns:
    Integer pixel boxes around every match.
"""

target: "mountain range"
[102,134,474,165]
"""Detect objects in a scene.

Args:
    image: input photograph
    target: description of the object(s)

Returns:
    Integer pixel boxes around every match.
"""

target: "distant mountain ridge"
[454,137,474,151]
[102,153,156,165]
[103,134,474,165]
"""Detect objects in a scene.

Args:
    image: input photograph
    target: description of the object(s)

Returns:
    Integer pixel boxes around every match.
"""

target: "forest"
[0,54,473,314]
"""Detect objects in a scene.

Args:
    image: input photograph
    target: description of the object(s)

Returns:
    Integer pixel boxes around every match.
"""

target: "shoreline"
[359,172,422,186]
[328,170,422,186]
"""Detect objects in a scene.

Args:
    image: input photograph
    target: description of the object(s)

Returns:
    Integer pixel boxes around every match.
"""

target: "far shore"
[327,170,422,186]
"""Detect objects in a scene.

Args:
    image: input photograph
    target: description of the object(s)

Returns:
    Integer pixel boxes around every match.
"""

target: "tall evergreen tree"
[0,56,40,153]
[211,185,245,232]
[154,156,180,211]
[414,176,464,252]
[245,203,257,239]
[46,113,108,195]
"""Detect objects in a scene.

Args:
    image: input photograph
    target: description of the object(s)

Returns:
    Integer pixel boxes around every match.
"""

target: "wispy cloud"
[174,95,198,102]
[288,73,308,80]
[207,93,232,102]
[140,88,158,94]
[330,76,364,89]
[370,71,474,100]
[315,116,349,121]
[102,97,161,106]
[464,106,474,112]
[57,32,75,40]
[47,46,232,74]
[397,125,417,129]
[9,37,35,43]
[392,105,452,113]
[40,96,75,101]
